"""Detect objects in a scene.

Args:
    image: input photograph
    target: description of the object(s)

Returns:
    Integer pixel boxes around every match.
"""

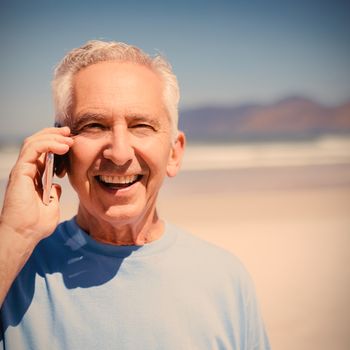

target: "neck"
[75,207,164,246]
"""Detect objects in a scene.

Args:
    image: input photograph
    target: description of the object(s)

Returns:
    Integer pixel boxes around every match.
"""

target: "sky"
[0,0,349,140]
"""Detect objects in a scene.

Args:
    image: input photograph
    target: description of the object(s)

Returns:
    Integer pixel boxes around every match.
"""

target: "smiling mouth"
[96,174,143,190]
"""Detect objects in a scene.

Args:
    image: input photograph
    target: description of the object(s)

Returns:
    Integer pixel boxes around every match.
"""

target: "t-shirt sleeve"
[240,267,271,350]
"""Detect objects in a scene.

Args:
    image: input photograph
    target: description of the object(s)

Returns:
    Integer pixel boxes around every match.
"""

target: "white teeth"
[99,175,138,184]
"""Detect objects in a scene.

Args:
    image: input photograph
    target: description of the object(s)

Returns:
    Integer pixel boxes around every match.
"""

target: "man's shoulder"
[167,223,249,277]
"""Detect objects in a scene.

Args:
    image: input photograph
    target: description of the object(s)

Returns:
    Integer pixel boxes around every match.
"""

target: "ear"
[166,131,186,177]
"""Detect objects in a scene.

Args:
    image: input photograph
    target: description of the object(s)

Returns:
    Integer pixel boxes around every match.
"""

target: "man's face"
[66,61,183,229]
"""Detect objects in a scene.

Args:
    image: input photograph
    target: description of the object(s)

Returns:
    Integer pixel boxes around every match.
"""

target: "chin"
[101,203,144,224]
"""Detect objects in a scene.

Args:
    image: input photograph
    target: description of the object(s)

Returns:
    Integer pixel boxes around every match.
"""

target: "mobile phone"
[52,122,69,176]
[53,153,68,176]
[42,152,54,205]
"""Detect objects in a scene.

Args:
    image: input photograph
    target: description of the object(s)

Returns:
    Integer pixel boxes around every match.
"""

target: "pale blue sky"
[0,0,349,139]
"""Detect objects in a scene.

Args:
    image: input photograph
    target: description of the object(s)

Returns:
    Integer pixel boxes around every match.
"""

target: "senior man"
[0,40,270,349]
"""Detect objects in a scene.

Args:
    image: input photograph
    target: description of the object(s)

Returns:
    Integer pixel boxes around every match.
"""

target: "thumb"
[40,183,61,238]
[49,183,62,204]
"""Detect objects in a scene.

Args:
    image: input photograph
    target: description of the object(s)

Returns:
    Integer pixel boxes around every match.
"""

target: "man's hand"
[1,127,73,240]
[0,126,73,306]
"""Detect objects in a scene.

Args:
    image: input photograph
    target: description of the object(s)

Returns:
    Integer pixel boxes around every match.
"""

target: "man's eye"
[130,124,155,130]
[86,123,105,128]
[81,123,107,131]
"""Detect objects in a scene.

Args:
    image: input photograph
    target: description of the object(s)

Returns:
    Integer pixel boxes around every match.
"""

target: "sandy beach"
[1,143,350,350]
[158,165,350,350]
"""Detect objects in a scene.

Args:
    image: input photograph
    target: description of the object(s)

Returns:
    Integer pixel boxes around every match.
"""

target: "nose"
[102,126,134,166]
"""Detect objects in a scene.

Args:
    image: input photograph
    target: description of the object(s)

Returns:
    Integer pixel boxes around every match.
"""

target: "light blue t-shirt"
[1,218,270,349]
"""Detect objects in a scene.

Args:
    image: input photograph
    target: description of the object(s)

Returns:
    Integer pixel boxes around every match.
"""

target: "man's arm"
[0,127,73,306]
[0,223,41,306]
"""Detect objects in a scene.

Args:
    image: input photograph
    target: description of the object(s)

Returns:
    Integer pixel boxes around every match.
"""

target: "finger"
[8,129,74,186]
[30,126,71,138]
[22,133,74,154]
[21,127,72,152]
[22,128,73,151]
[36,156,46,174]
[18,137,73,165]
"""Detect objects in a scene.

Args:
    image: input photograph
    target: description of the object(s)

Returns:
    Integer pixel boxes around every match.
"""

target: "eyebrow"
[125,114,162,128]
[69,113,107,133]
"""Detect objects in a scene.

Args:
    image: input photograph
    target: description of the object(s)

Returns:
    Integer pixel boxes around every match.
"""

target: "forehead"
[71,61,165,118]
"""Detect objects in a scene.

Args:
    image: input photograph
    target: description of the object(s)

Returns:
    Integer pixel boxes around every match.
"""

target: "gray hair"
[52,40,180,139]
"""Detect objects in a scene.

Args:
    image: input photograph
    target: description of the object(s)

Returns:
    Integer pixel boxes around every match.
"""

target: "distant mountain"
[179,96,350,142]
